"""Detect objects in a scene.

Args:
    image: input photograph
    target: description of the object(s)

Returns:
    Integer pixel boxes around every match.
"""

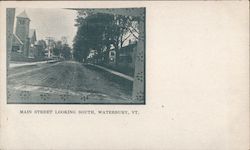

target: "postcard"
[0,1,249,150]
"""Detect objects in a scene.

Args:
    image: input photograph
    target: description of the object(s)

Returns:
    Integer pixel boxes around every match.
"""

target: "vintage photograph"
[6,8,145,104]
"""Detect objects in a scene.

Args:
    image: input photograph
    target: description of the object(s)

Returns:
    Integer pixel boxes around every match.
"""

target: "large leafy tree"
[73,23,89,61]
[73,13,113,62]
[73,10,139,62]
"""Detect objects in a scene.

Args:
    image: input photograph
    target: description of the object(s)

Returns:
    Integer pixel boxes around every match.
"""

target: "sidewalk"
[9,60,58,68]
[86,63,134,82]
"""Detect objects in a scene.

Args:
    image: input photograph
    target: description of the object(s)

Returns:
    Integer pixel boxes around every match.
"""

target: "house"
[117,42,137,70]
[100,49,116,65]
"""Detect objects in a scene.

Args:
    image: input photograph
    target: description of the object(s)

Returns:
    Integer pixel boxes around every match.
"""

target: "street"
[7,61,134,104]
[6,8,145,104]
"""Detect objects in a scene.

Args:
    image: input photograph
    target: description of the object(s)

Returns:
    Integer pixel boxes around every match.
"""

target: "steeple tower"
[15,10,30,56]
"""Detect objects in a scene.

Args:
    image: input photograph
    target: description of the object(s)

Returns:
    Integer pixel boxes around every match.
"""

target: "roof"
[13,34,24,45]
[17,11,30,20]
[29,29,36,38]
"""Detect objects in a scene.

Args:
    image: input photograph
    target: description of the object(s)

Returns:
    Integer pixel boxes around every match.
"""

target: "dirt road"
[7,61,134,104]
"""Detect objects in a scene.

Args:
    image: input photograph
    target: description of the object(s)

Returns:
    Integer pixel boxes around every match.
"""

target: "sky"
[15,8,78,47]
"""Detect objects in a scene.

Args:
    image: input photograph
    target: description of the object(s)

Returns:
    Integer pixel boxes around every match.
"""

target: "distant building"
[28,29,37,58]
[101,49,116,65]
[87,49,98,59]
[11,11,37,60]
[45,37,55,58]
[87,42,137,72]
[29,29,37,46]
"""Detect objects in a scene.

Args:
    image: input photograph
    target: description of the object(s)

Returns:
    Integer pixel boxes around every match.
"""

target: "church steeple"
[16,11,30,20]
[15,10,31,57]
[15,11,30,42]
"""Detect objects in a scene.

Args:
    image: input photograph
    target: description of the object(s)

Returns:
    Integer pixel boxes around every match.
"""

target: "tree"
[53,41,63,56]
[61,44,72,60]
[73,13,114,62]
[73,10,139,63]
[36,40,47,59]
[73,22,90,61]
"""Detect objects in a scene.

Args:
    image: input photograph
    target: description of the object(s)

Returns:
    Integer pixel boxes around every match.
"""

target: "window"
[19,20,25,25]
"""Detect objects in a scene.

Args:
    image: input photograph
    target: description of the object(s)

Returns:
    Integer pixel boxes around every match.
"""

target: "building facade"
[11,11,37,60]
